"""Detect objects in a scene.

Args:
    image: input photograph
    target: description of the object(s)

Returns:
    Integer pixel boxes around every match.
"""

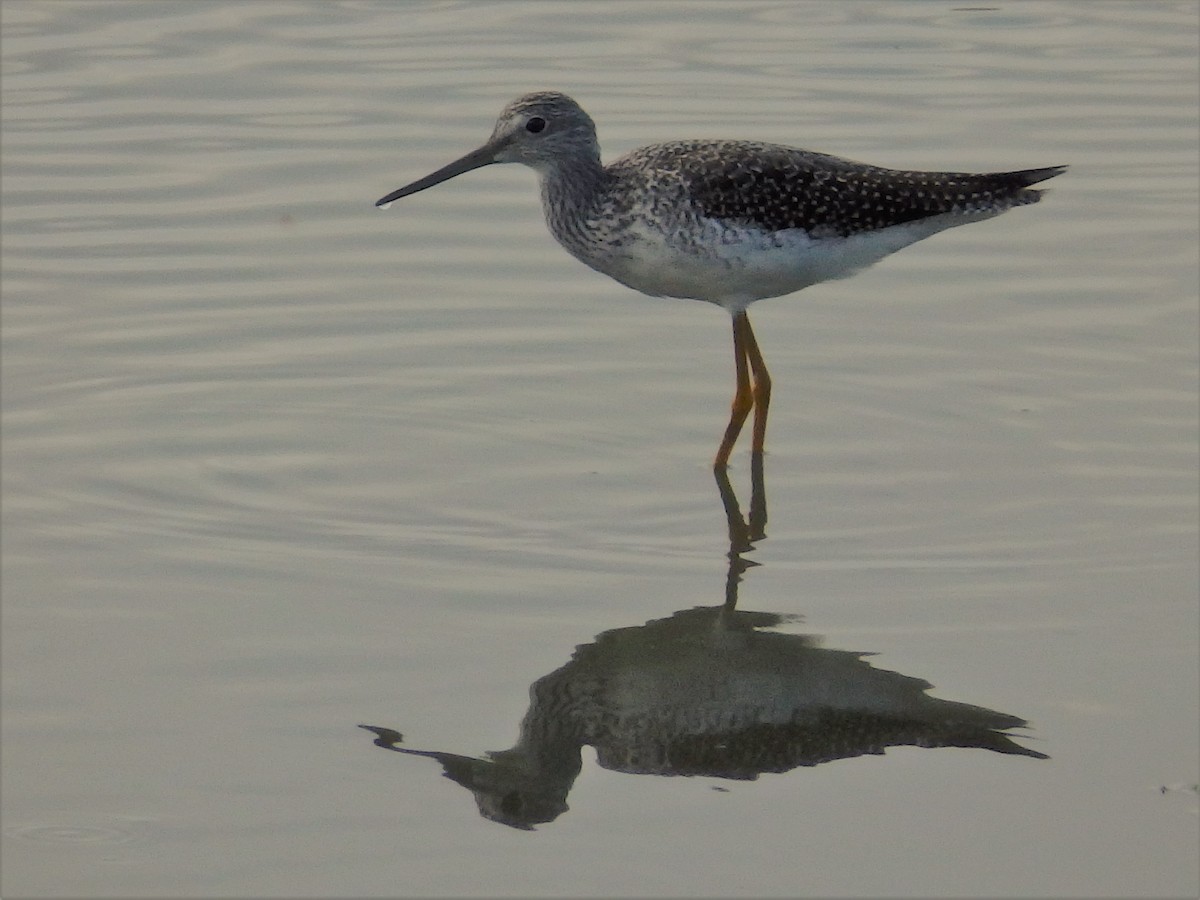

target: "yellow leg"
[714,311,770,468]
[741,313,771,455]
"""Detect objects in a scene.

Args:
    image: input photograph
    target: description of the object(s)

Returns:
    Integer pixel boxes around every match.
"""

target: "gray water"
[2,1,1197,896]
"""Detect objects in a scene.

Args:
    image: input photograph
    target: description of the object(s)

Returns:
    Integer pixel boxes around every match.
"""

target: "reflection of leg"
[748,450,767,541]
[714,312,755,469]
[714,451,768,611]
[714,463,748,610]
[714,463,749,551]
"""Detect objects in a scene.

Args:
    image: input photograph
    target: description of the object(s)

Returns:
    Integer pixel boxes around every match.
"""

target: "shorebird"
[376,91,1064,467]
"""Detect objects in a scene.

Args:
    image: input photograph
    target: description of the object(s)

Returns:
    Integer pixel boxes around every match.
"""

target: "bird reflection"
[361,455,1046,830]
[716,451,768,609]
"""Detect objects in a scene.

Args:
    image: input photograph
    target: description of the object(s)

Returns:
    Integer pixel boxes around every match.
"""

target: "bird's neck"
[539,148,607,206]
[538,152,610,252]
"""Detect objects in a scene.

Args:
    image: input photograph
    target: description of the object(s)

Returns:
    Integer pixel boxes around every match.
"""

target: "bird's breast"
[545,198,1000,311]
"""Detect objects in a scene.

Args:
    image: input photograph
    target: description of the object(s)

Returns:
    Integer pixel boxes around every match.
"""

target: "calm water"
[3,1,1197,896]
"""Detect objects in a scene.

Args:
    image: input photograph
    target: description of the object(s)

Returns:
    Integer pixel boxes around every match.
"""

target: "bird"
[375,91,1064,468]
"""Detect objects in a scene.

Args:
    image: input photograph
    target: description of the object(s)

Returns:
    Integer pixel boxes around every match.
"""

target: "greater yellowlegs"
[376,91,1065,467]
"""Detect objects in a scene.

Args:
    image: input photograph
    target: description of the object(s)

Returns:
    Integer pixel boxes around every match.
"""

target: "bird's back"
[540,137,1064,306]
[610,139,1064,237]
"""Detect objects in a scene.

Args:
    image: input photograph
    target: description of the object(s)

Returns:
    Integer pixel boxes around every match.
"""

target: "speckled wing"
[631,140,1065,237]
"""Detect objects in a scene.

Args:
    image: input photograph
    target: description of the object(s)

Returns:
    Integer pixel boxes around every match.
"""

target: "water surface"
[3,1,1197,896]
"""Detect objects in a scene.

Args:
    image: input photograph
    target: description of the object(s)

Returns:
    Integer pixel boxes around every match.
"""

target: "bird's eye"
[525,117,546,134]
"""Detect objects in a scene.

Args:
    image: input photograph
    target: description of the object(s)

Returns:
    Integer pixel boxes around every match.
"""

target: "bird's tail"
[989,165,1067,207]
[1009,165,1069,187]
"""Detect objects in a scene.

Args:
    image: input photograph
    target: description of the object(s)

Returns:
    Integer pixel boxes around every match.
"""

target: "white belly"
[565,211,999,312]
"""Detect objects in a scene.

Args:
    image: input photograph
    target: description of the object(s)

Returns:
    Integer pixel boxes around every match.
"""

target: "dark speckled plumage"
[377,91,1065,306]
[664,141,1062,236]
[376,91,1066,465]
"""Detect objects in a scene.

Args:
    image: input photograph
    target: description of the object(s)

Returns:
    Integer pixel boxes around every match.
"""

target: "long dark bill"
[375,141,501,207]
